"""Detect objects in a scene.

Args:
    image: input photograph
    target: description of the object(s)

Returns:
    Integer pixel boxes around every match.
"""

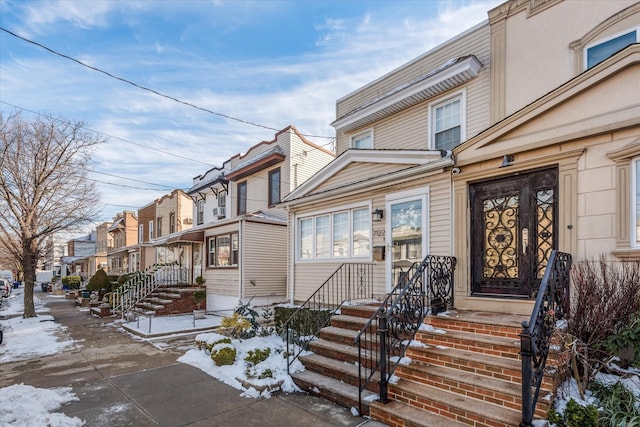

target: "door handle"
[522,228,529,255]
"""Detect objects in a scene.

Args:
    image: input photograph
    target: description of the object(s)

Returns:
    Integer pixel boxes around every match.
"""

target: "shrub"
[548,398,599,427]
[87,269,110,292]
[591,380,640,426]
[210,345,236,366]
[61,275,81,289]
[274,306,333,336]
[193,290,206,309]
[600,312,640,368]
[221,313,253,339]
[244,348,271,365]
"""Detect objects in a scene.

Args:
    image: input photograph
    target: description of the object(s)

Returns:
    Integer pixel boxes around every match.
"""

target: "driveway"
[0,293,385,427]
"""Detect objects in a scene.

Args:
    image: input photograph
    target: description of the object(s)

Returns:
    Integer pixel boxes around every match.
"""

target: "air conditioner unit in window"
[217,207,226,219]
[212,207,219,217]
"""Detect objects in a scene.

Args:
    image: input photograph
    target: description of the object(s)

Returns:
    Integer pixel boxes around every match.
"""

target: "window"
[138,225,144,243]
[237,181,247,214]
[148,220,154,240]
[586,29,638,69]
[169,212,175,234]
[432,96,462,151]
[634,158,640,247]
[156,217,162,238]
[197,199,204,225]
[207,233,239,267]
[268,168,281,206]
[350,129,373,149]
[297,206,371,260]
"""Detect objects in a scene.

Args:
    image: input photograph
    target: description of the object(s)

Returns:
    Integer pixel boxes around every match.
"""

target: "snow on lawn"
[0,287,84,426]
[178,332,304,398]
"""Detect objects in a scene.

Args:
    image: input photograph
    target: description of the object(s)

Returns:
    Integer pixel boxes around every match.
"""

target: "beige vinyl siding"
[312,162,416,194]
[242,221,287,298]
[335,24,491,155]
[203,222,240,296]
[290,172,452,302]
[289,133,335,193]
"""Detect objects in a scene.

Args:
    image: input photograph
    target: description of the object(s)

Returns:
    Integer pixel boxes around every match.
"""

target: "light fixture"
[499,154,514,168]
[372,209,384,222]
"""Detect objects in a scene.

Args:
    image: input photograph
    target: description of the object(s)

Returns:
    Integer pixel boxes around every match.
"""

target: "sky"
[1,287,639,426]
[0,0,503,228]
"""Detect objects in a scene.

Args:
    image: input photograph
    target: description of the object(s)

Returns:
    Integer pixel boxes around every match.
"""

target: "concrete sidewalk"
[2,292,387,427]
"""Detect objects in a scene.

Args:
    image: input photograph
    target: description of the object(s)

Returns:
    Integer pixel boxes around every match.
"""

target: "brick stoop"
[293,306,563,427]
[133,286,206,316]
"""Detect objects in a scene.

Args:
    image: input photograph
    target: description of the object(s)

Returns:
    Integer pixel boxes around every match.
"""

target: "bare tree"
[0,111,105,317]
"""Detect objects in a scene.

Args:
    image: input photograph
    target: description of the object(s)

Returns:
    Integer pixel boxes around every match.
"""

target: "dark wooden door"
[470,168,558,297]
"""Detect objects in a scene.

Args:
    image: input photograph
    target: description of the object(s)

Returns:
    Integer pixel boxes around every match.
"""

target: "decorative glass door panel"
[471,168,557,297]
[391,200,423,265]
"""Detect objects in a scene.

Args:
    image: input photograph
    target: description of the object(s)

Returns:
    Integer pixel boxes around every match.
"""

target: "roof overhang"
[167,230,205,244]
[331,55,482,133]
[226,152,285,181]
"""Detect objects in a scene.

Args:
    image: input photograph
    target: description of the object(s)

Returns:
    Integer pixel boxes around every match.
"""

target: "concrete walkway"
[0,292,387,427]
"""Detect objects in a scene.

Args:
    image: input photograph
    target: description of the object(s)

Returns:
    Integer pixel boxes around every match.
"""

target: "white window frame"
[632,157,640,248]
[350,128,374,149]
[429,90,466,152]
[197,199,204,225]
[148,220,154,240]
[296,202,372,262]
[138,225,144,243]
[584,27,639,70]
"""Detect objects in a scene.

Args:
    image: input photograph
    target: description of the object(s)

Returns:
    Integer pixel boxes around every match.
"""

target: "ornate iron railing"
[284,263,374,373]
[520,250,572,427]
[355,255,456,415]
[111,262,187,318]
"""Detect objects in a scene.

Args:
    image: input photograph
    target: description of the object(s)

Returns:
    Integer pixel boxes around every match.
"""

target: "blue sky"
[0,0,501,226]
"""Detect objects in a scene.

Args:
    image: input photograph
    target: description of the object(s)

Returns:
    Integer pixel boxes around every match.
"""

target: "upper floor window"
[197,199,204,225]
[586,29,638,69]
[156,217,162,238]
[431,94,464,152]
[138,225,144,243]
[298,206,371,261]
[269,168,281,207]
[148,220,154,240]
[350,129,373,149]
[237,181,247,215]
[169,212,175,234]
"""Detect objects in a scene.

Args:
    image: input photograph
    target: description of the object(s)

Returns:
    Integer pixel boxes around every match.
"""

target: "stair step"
[339,304,379,319]
[370,400,469,427]
[309,339,359,364]
[426,311,525,340]
[319,326,358,345]
[396,362,523,411]
[417,327,521,359]
[331,314,372,331]
[390,379,521,427]
[299,353,379,392]
[291,369,377,415]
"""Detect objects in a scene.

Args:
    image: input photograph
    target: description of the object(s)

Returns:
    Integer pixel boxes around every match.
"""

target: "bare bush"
[569,256,640,346]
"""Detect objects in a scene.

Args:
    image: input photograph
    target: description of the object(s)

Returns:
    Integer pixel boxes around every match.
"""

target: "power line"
[0,26,335,140]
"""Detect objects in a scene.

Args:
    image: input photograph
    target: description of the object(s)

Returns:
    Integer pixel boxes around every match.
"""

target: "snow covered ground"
[1,287,638,427]
[0,288,303,426]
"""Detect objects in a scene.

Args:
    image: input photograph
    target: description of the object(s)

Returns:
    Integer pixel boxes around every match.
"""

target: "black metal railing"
[284,263,374,373]
[520,250,572,427]
[355,255,456,415]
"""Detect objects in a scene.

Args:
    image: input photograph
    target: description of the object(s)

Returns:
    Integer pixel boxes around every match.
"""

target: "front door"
[470,168,557,297]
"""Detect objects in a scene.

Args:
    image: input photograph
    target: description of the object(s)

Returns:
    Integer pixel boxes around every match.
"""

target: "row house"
[281,0,640,425]
[106,211,139,275]
[59,222,113,281]
[175,125,335,313]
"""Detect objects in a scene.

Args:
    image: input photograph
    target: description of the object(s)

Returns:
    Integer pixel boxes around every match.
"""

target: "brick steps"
[292,305,561,427]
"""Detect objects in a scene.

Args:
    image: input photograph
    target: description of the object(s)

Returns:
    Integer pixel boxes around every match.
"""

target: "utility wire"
[0,27,335,140]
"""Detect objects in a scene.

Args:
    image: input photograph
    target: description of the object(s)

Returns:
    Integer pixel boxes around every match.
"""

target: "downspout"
[287,205,294,305]
[239,218,244,300]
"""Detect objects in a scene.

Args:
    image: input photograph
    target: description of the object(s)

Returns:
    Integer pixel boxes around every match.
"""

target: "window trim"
[207,233,239,268]
[237,181,247,215]
[169,212,176,234]
[296,202,372,262]
[350,128,374,149]
[156,217,162,238]
[428,90,466,152]
[138,225,144,243]
[148,220,154,240]
[584,27,639,70]
[268,168,281,207]
[196,199,204,225]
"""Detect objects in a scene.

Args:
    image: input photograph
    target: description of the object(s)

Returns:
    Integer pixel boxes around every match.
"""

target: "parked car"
[0,322,3,345]
[0,278,10,298]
